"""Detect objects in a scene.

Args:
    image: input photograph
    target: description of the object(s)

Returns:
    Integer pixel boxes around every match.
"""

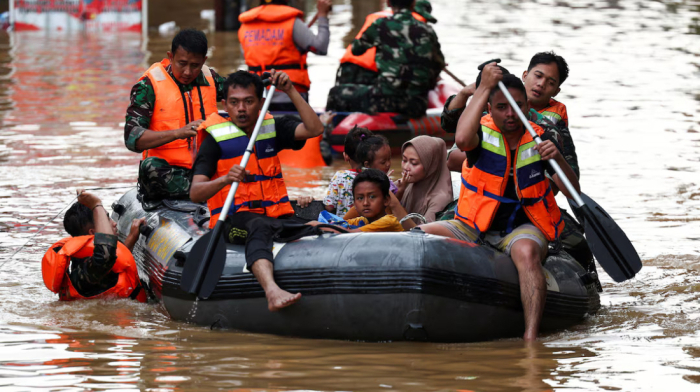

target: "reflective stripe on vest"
[41,236,147,302]
[202,113,295,227]
[140,58,218,169]
[539,98,568,128]
[455,116,564,241]
[339,10,427,72]
[238,5,311,92]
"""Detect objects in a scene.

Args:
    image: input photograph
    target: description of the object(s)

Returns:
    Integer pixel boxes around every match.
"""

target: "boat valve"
[139,224,154,239]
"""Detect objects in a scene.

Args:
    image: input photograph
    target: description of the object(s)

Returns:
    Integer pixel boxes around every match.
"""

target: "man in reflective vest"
[238,0,332,112]
[190,70,324,311]
[335,0,436,86]
[42,190,147,302]
[124,29,225,203]
[421,67,580,341]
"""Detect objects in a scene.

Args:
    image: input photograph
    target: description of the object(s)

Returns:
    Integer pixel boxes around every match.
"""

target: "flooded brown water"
[1,0,700,390]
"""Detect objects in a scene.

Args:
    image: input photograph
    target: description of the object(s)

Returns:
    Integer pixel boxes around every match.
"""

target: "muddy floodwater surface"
[1,0,700,390]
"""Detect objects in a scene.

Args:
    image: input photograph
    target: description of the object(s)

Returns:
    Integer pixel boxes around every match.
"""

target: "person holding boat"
[325,0,445,118]
[41,190,147,302]
[124,29,226,204]
[238,0,332,112]
[189,70,324,311]
[334,0,437,85]
[419,66,581,341]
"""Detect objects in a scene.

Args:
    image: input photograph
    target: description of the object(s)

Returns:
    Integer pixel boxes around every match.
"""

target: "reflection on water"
[0,0,699,390]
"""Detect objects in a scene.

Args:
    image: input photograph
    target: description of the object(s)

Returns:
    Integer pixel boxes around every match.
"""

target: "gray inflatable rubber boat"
[112,189,600,342]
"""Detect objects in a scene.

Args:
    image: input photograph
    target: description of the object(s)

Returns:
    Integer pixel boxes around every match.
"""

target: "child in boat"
[323,126,374,216]
[355,134,399,194]
[344,169,406,232]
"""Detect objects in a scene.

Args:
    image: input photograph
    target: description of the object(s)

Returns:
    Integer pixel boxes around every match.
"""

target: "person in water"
[326,0,445,119]
[343,169,406,232]
[420,67,580,341]
[124,28,225,203]
[41,190,147,302]
[323,126,373,216]
[189,70,324,312]
[395,135,453,229]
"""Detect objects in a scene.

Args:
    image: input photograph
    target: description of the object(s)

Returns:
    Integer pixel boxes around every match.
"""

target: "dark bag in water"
[137,157,192,202]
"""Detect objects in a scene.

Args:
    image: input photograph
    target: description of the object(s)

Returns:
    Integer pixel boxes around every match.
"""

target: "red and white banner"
[10,0,146,32]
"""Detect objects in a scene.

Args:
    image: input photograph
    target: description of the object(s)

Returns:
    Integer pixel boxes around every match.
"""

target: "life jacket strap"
[243,173,283,183]
[249,63,309,72]
[210,196,290,217]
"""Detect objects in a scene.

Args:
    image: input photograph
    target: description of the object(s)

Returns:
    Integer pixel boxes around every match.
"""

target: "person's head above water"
[488,74,529,134]
[356,134,391,174]
[352,168,391,222]
[343,126,374,168]
[522,51,569,109]
[167,28,209,86]
[222,71,265,132]
[63,202,116,237]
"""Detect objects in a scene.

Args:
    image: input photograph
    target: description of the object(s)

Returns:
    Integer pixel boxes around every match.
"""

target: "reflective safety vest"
[339,9,427,72]
[139,58,218,169]
[202,113,295,227]
[41,236,147,302]
[455,115,564,241]
[238,5,311,92]
[538,98,569,128]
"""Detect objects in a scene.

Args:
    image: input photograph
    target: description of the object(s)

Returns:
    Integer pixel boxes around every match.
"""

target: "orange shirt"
[347,215,404,232]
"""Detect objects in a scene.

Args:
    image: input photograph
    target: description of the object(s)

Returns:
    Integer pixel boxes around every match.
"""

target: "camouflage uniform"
[326,8,445,119]
[65,233,119,297]
[124,65,227,202]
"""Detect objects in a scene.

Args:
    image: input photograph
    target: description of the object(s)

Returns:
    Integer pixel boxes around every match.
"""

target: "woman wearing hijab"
[396,135,453,228]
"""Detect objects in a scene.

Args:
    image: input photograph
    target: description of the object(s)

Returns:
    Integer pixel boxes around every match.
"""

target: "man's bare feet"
[266,288,301,311]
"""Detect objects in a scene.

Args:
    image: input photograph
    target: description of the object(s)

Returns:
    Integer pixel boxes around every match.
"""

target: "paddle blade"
[179,228,227,299]
[571,193,642,282]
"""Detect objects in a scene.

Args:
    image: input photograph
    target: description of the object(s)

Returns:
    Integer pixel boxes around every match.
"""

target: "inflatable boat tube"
[112,189,600,342]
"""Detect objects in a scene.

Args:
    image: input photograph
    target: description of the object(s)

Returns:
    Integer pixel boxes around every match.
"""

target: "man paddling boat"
[420,65,581,341]
[189,70,324,311]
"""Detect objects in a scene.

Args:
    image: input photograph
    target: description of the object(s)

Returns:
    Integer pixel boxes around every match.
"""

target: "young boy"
[345,169,405,232]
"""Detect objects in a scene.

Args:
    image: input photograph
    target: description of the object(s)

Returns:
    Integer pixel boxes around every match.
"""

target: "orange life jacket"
[238,5,311,92]
[139,58,218,169]
[41,236,147,302]
[201,113,295,227]
[539,98,569,128]
[339,9,427,72]
[455,115,564,241]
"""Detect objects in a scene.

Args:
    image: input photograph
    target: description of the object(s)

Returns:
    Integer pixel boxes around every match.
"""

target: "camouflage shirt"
[66,233,119,297]
[124,65,227,152]
[352,8,445,97]
[441,94,580,178]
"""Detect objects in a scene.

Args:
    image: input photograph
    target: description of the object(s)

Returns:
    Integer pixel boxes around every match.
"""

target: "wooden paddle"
[180,80,277,299]
[497,81,642,282]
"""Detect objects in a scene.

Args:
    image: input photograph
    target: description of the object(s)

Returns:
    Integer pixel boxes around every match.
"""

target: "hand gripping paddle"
[180,77,277,299]
[497,81,642,282]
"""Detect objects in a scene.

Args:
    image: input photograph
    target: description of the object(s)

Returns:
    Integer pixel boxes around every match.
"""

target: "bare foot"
[267,288,301,311]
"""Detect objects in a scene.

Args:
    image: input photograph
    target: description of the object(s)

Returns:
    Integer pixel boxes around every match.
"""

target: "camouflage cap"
[414,0,437,24]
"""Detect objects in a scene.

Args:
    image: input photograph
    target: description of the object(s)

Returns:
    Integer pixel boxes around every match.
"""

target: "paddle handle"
[216,85,277,222]
[497,81,584,207]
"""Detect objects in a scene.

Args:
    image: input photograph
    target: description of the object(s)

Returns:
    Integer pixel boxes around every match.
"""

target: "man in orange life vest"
[190,70,324,311]
[238,0,332,112]
[335,0,437,86]
[42,190,147,302]
[420,66,580,341]
[124,29,225,203]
